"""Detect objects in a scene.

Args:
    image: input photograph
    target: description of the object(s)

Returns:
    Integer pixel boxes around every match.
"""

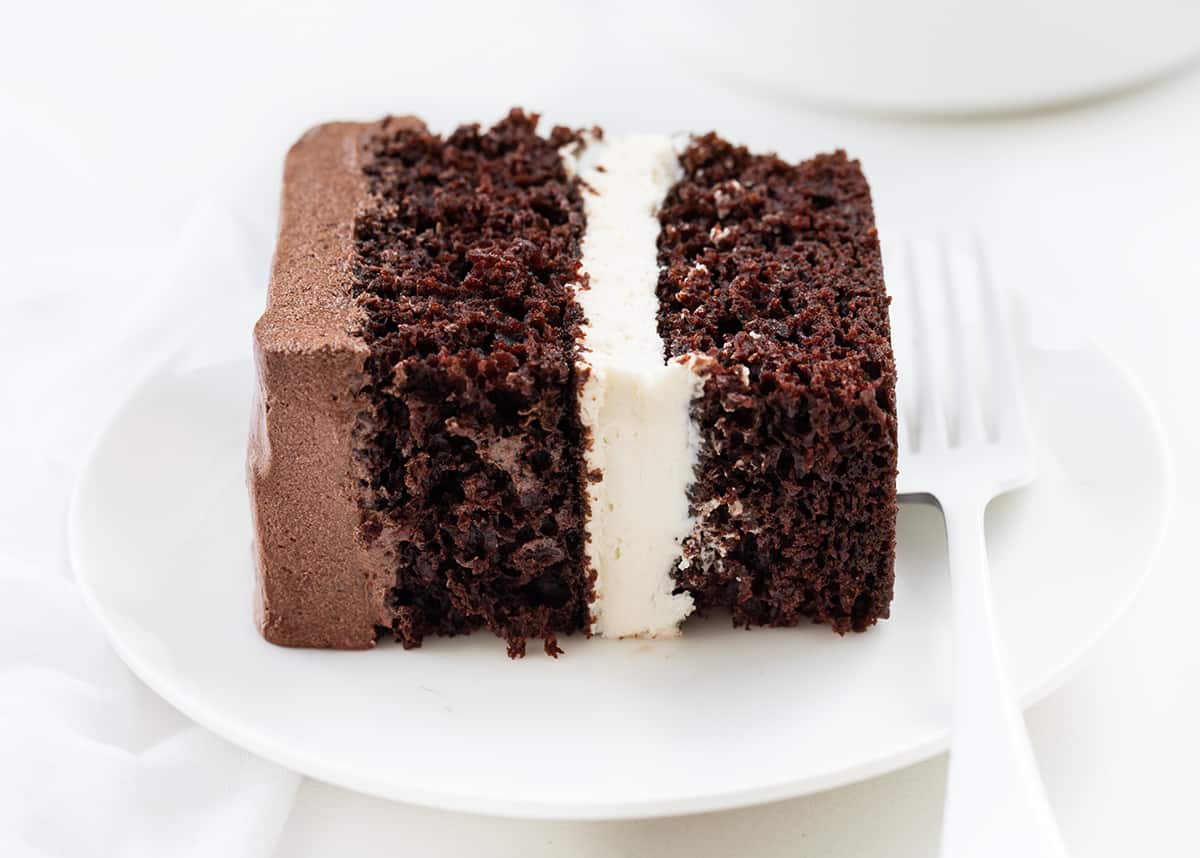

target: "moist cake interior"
[658,135,896,632]
[351,112,591,656]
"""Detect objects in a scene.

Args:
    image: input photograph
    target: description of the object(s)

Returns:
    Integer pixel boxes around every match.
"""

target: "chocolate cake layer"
[657,135,898,632]
[352,111,591,657]
[251,113,593,655]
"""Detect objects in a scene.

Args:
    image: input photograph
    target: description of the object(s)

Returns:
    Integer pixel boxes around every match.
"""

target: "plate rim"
[67,335,1173,820]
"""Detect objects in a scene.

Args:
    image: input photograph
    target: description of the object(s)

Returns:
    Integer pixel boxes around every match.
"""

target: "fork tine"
[885,240,920,455]
[937,237,988,445]
[904,239,948,450]
[970,236,1027,443]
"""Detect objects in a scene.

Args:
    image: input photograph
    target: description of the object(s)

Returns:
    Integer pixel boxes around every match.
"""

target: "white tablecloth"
[0,202,298,856]
[2,4,1197,855]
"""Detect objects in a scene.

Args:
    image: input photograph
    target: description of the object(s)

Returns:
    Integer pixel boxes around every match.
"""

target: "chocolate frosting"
[247,118,424,648]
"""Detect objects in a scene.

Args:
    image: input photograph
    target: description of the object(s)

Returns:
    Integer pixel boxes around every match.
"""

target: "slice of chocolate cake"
[247,109,897,656]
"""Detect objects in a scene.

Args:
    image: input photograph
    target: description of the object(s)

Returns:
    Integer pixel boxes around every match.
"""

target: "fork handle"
[939,495,1068,858]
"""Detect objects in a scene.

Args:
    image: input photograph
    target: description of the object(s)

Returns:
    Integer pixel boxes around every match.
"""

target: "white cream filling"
[563,133,706,638]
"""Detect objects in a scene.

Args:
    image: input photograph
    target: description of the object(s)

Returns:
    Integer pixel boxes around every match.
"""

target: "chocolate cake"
[247,109,897,657]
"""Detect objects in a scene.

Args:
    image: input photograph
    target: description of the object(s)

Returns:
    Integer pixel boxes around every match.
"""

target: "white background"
[3,2,1198,855]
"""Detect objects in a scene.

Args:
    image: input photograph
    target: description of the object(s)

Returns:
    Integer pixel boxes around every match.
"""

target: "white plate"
[70,334,1168,820]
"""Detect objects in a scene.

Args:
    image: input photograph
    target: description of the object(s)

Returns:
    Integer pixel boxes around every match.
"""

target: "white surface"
[70,318,1165,817]
[894,238,1063,856]
[567,134,701,637]
[3,2,1199,855]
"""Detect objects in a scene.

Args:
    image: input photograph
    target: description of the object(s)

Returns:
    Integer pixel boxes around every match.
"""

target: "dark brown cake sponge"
[351,110,593,657]
[657,134,898,633]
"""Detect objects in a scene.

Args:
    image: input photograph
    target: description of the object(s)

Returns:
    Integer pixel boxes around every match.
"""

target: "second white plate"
[70,333,1166,819]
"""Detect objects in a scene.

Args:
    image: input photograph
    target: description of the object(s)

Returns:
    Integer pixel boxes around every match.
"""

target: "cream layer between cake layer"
[563,133,706,638]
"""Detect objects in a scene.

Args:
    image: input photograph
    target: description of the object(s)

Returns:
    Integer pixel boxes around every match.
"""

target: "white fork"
[892,237,1067,858]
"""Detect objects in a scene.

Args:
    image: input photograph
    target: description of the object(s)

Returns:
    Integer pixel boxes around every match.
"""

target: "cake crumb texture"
[656,134,898,632]
[351,110,592,657]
